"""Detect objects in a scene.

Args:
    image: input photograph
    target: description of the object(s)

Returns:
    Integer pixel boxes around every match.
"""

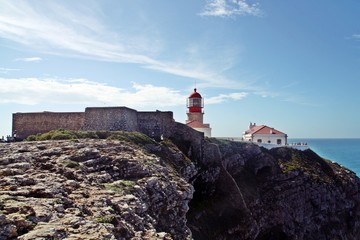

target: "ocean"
[289,139,360,176]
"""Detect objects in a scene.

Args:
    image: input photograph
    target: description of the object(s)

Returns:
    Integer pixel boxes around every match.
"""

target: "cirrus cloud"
[14,57,42,62]
[199,0,263,18]
[0,1,265,92]
[207,92,248,104]
[0,67,19,74]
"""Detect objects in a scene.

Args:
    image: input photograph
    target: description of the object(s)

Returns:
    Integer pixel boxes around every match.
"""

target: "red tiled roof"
[245,125,285,135]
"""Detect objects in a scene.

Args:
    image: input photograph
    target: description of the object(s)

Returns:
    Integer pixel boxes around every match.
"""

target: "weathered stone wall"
[82,107,139,132]
[12,107,183,141]
[12,112,84,139]
[137,111,174,139]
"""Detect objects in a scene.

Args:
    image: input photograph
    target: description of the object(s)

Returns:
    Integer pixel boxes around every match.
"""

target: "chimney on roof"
[249,122,256,129]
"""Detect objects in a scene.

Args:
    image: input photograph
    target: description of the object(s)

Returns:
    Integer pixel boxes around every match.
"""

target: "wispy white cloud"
[207,92,248,104]
[0,67,20,74]
[0,1,258,91]
[199,0,263,18]
[0,77,247,107]
[14,57,42,62]
[0,1,155,64]
[145,61,243,89]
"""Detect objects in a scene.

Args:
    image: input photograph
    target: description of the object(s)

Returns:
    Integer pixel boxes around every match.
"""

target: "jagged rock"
[0,138,196,240]
[0,133,360,240]
[187,139,360,240]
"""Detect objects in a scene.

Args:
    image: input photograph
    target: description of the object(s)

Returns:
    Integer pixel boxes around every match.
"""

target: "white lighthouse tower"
[185,88,212,137]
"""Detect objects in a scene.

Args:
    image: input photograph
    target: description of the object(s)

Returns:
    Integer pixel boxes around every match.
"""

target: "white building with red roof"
[185,88,212,137]
[243,122,288,146]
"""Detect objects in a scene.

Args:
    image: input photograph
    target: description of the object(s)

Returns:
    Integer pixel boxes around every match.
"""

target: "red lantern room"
[187,88,204,113]
[185,88,211,137]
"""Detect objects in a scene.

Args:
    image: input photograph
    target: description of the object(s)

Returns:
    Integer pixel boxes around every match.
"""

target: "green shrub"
[26,129,156,145]
[51,133,74,140]
[63,160,80,168]
[104,180,136,193]
[26,135,37,141]
[74,131,100,139]
[107,131,155,145]
[95,214,115,223]
[94,131,112,139]
[27,129,76,141]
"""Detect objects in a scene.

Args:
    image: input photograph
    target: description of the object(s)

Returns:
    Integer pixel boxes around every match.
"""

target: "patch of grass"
[27,129,77,141]
[75,131,100,139]
[27,129,105,141]
[104,180,136,193]
[95,214,115,223]
[63,160,80,169]
[51,132,74,140]
[107,131,155,145]
[161,138,176,147]
[26,135,38,141]
[279,151,308,173]
[277,149,334,183]
[26,129,155,146]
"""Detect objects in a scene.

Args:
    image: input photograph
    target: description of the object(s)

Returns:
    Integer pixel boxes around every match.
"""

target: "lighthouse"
[185,88,212,137]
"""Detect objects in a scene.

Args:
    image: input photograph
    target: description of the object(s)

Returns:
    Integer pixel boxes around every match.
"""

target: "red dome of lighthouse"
[189,88,202,98]
[187,88,203,113]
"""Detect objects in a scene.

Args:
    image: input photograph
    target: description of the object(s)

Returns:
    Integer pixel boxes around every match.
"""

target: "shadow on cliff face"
[185,139,287,240]
[255,226,289,240]
[186,138,360,240]
[187,164,258,240]
[186,141,260,239]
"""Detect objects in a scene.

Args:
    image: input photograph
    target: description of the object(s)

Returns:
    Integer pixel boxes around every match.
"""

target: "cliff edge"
[188,138,360,240]
[1,131,359,240]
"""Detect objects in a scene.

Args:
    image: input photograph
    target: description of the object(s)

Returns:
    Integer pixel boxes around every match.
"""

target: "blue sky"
[1,0,360,138]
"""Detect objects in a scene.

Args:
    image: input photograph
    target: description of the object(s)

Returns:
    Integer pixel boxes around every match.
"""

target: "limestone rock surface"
[0,138,195,240]
[1,133,360,240]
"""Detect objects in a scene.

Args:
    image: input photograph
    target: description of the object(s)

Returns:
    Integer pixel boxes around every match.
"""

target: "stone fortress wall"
[13,106,207,173]
[82,107,139,132]
[12,112,85,139]
[12,107,175,140]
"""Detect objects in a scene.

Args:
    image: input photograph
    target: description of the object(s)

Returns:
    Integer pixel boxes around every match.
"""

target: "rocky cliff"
[1,131,359,240]
[188,139,360,240]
